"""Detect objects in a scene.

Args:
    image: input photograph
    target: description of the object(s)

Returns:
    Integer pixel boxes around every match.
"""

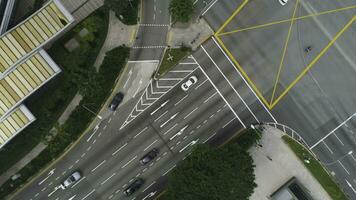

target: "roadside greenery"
[162,128,259,200]
[282,135,348,200]
[0,9,131,199]
[104,0,139,25]
[158,46,191,77]
[169,0,194,23]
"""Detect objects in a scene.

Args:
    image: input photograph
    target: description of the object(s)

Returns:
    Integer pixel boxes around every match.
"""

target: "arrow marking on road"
[123,69,133,89]
[39,169,55,185]
[133,79,143,98]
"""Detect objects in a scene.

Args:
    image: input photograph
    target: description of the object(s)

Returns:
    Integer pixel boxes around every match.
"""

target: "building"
[270,177,313,200]
[0,0,73,148]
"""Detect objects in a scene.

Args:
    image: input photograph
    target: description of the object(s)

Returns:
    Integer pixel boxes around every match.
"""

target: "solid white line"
[123,73,131,89]
[222,118,235,128]
[91,160,106,172]
[192,56,246,128]
[163,165,176,176]
[201,45,259,123]
[194,79,208,90]
[338,161,350,175]
[204,132,217,143]
[322,141,334,154]
[179,62,196,65]
[71,176,86,188]
[212,37,277,123]
[144,140,158,151]
[169,70,193,73]
[174,94,188,106]
[121,155,138,169]
[351,154,356,162]
[154,110,168,122]
[333,133,345,146]
[184,107,198,120]
[160,78,182,81]
[143,181,156,192]
[128,60,159,63]
[203,92,217,103]
[310,113,356,149]
[134,127,148,138]
[163,123,178,135]
[112,143,128,156]
[201,0,218,16]
[101,173,116,185]
[81,189,95,200]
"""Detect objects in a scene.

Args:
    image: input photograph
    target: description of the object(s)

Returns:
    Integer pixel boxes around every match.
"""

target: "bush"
[169,0,194,23]
[104,0,139,25]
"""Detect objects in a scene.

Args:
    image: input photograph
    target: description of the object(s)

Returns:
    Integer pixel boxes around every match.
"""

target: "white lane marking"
[112,143,128,156]
[41,187,46,191]
[121,155,138,169]
[174,94,188,106]
[123,69,133,89]
[196,125,201,129]
[169,70,193,73]
[62,171,67,175]
[160,113,179,128]
[142,168,148,173]
[201,45,259,123]
[92,139,96,144]
[212,37,277,123]
[222,118,235,128]
[163,123,178,135]
[71,176,86,188]
[160,78,182,81]
[55,177,60,181]
[48,182,53,186]
[150,100,169,115]
[163,152,168,156]
[122,184,128,188]
[128,60,159,63]
[133,79,143,98]
[81,153,86,158]
[143,181,156,192]
[115,189,121,194]
[163,165,176,176]
[322,141,334,154]
[179,139,199,153]
[338,161,350,175]
[183,107,198,120]
[134,127,148,138]
[38,169,55,185]
[209,114,215,119]
[179,62,196,65]
[351,154,356,162]
[81,189,95,200]
[204,132,217,143]
[144,140,158,152]
[346,180,356,193]
[195,79,208,90]
[333,133,345,146]
[75,159,80,164]
[136,173,141,178]
[101,173,116,185]
[311,113,356,149]
[87,146,92,151]
[87,125,100,142]
[129,178,134,183]
[203,92,217,103]
[142,191,157,200]
[154,110,168,122]
[108,194,114,199]
[91,160,106,172]
[68,195,76,200]
[108,118,112,123]
[103,125,107,130]
[192,56,246,128]
[69,165,73,170]
[201,0,218,16]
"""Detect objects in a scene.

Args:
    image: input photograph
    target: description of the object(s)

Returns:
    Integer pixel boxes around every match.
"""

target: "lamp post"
[82,104,102,120]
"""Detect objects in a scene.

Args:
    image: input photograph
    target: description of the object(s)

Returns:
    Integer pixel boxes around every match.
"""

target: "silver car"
[279,0,288,6]
[61,171,81,189]
[181,76,198,91]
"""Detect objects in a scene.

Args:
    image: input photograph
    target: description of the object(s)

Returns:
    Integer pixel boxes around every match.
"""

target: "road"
[203,0,356,198]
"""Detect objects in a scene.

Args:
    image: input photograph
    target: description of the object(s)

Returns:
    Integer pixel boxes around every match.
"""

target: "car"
[108,92,124,111]
[279,0,288,6]
[181,76,198,91]
[140,148,159,165]
[60,171,81,189]
[124,178,144,196]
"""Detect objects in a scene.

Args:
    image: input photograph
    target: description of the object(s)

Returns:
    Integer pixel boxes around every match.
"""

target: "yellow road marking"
[215,0,249,35]
[215,35,272,108]
[217,4,356,36]
[270,15,356,108]
[270,0,300,104]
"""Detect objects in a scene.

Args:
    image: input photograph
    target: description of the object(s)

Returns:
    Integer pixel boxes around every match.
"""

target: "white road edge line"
[192,56,246,128]
[201,45,260,123]
[212,37,277,123]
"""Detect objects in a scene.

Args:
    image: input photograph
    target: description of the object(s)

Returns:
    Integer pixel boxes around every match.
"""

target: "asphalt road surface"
[204,0,356,198]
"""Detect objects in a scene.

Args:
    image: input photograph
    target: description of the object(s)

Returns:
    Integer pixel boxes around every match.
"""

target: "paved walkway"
[250,126,331,200]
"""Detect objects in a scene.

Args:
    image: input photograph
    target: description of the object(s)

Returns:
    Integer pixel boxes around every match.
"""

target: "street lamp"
[324,150,353,166]
[82,104,102,120]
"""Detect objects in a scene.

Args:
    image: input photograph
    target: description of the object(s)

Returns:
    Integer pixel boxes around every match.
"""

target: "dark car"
[140,148,159,165]
[108,92,124,111]
[124,178,144,196]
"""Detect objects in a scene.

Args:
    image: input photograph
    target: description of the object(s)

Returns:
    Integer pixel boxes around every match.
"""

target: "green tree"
[169,0,194,23]
[104,0,139,25]
[163,143,257,200]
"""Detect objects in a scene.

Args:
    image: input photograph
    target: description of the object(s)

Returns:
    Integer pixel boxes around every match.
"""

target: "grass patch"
[0,8,126,199]
[158,46,192,77]
[282,135,348,200]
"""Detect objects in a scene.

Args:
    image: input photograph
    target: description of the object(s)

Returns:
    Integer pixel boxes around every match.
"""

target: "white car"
[279,0,288,6]
[60,171,81,189]
[181,76,198,91]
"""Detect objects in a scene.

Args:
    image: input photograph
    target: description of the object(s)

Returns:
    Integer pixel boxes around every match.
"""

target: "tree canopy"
[163,142,257,200]
[104,0,139,25]
[169,0,194,23]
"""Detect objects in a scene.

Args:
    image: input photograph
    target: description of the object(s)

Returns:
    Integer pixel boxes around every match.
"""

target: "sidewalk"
[250,126,332,200]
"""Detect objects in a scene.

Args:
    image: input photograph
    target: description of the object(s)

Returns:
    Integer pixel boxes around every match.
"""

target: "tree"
[104,0,139,25]
[163,143,257,200]
[169,0,194,23]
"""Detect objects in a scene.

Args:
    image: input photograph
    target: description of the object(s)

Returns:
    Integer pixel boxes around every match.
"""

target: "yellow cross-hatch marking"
[270,0,300,104]
[213,1,356,109]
